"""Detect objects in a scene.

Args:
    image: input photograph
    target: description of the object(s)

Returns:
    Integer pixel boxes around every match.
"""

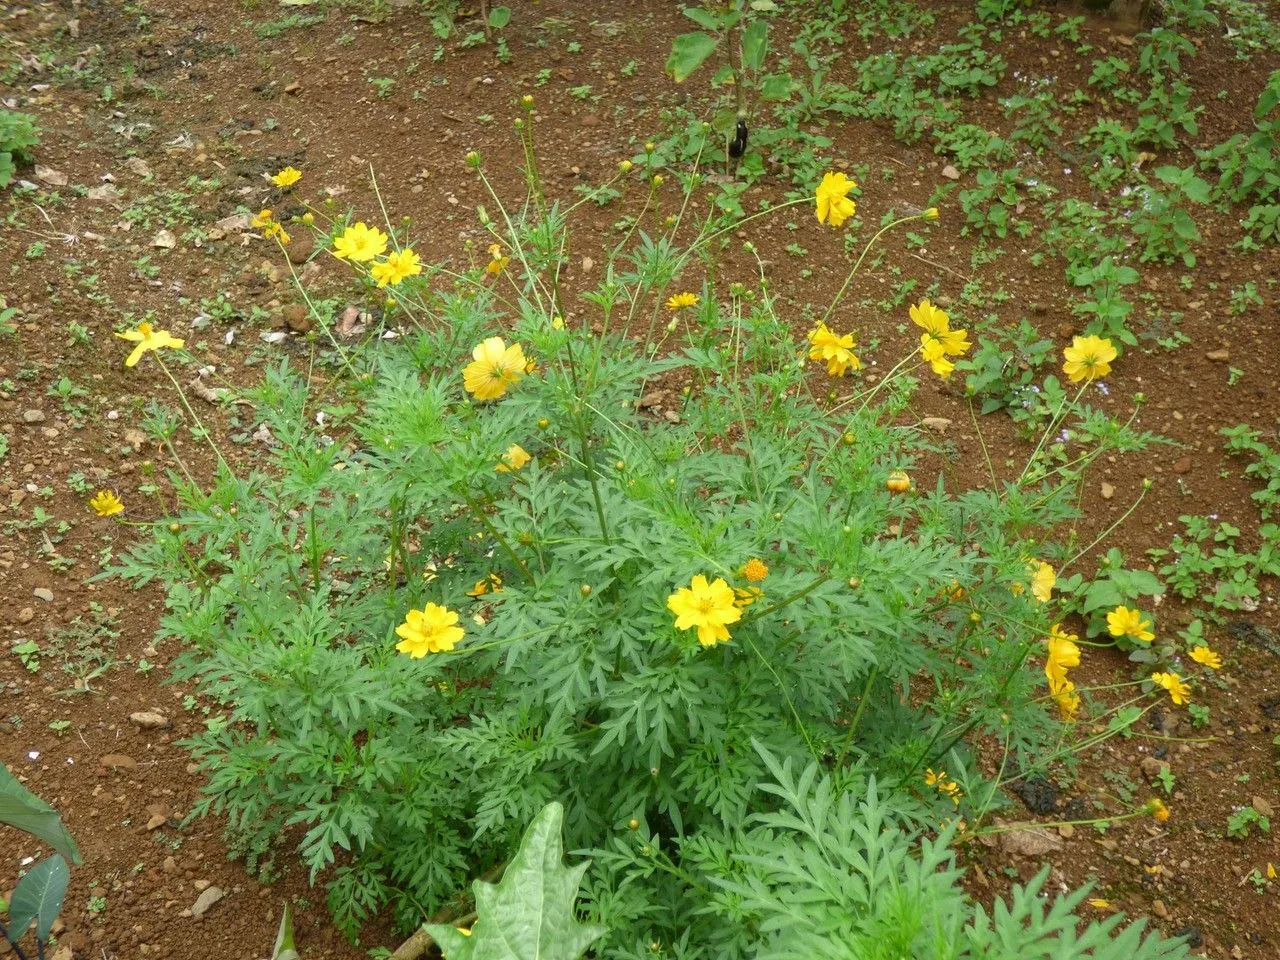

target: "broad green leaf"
[0,763,82,863]
[681,6,720,30]
[8,855,70,943]
[749,0,779,9]
[487,6,511,29]
[0,152,15,189]
[741,19,767,72]
[665,31,719,83]
[272,902,299,960]
[759,72,793,100]
[425,802,604,960]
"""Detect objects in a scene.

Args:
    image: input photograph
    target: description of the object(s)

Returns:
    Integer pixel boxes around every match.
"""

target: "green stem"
[461,492,532,581]
[819,214,925,328]
[155,356,230,476]
[836,666,879,765]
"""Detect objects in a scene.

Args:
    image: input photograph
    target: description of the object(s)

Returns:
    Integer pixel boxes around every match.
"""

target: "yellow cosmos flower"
[1062,335,1118,383]
[1106,605,1154,644]
[815,171,856,227]
[463,337,527,401]
[909,299,951,337]
[251,208,274,229]
[920,335,955,378]
[1150,671,1190,706]
[924,768,947,787]
[807,323,861,377]
[1189,646,1222,670]
[1052,678,1080,720]
[271,166,302,188]
[743,558,768,583]
[485,243,510,274]
[495,444,532,473]
[88,490,124,517]
[1147,798,1171,822]
[332,221,390,262]
[394,602,465,658]
[370,248,423,288]
[465,573,503,598]
[1031,562,1055,603]
[115,322,185,368]
[666,292,700,310]
[1045,623,1080,692]
[667,574,742,647]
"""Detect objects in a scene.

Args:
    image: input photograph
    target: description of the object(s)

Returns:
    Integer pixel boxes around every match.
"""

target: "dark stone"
[1173,926,1202,948]
[1009,776,1059,816]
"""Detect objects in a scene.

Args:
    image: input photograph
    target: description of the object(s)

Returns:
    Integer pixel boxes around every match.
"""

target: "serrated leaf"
[8,855,70,943]
[425,803,604,960]
[487,6,511,29]
[0,763,82,863]
[665,31,719,83]
[759,72,793,100]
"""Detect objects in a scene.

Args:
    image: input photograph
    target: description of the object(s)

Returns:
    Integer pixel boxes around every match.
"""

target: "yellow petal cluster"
[910,300,970,379]
[1062,335,1117,383]
[807,322,860,377]
[371,248,423,288]
[333,221,389,262]
[1106,605,1154,644]
[115,322,185,368]
[394,603,465,658]
[815,171,856,227]
[667,574,742,647]
[463,337,527,401]
[89,490,124,517]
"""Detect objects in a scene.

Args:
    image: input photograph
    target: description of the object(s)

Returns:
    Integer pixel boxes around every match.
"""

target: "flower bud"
[924,207,940,221]
[301,212,315,226]
[886,470,911,494]
[521,94,534,108]
[628,818,640,829]
[842,431,855,446]
[537,418,550,429]
[465,150,482,168]
[652,174,663,186]
[477,205,491,226]
[551,316,565,330]
[615,460,626,471]
[619,159,633,173]
[167,522,181,533]
[580,584,592,596]
[644,141,656,153]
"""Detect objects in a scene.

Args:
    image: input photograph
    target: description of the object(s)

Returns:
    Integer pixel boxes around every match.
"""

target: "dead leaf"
[997,822,1064,857]
[921,417,952,434]
[214,212,252,233]
[124,156,153,178]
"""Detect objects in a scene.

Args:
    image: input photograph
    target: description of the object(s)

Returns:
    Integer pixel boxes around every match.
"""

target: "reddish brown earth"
[3,0,1280,958]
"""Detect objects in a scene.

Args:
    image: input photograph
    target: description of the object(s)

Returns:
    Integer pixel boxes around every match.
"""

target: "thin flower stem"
[967,396,998,489]
[155,357,230,476]
[742,632,819,762]
[835,666,880,766]
[460,491,532,581]
[1061,481,1151,574]
[819,214,926,328]
[739,573,830,626]
[1017,382,1088,485]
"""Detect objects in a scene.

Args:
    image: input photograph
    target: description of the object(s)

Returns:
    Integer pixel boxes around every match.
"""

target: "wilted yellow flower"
[466,573,503,598]
[667,574,742,647]
[463,337,527,401]
[815,171,856,227]
[920,335,955,378]
[886,470,911,494]
[1189,645,1222,670]
[485,243,510,274]
[394,602,465,658]
[89,490,124,517]
[1052,678,1080,721]
[1150,671,1190,706]
[1087,899,1112,910]
[1147,798,1171,822]
[1031,562,1055,603]
[1045,623,1080,692]
[1062,335,1117,383]
[808,323,860,376]
[1107,605,1154,644]
[271,166,302,188]
[115,322,185,368]
[370,248,423,288]
[251,208,274,230]
[909,299,950,337]
[924,768,946,787]
[666,292,699,310]
[743,558,768,582]
[332,221,389,262]
[495,444,532,473]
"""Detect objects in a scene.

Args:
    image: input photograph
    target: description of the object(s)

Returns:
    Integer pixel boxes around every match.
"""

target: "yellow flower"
[1052,678,1080,721]
[332,221,390,262]
[485,243,510,274]
[886,470,911,494]
[924,207,940,221]
[370,248,423,288]
[271,166,302,188]
[1062,335,1118,383]
[1088,899,1112,910]
[924,768,947,787]
[88,490,124,517]
[1147,798,1171,822]
[807,323,861,376]
[1189,645,1222,670]
[465,574,503,598]
[743,558,768,583]
[394,602,465,658]
[909,299,951,337]
[114,322,185,368]
[920,335,955,378]
[1150,671,1191,706]
[1106,605,1154,644]
[667,574,742,647]
[932,326,971,357]
[1045,623,1080,692]
[463,337,527,401]
[1268,863,1277,880]
[495,444,532,473]
[815,171,856,227]
[251,208,274,230]
[1031,562,1055,603]
[666,292,699,310]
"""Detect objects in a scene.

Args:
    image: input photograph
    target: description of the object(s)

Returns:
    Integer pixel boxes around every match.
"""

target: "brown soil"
[3,0,1280,958]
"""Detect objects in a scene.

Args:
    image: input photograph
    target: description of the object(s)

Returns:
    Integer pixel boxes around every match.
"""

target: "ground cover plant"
[4,0,1280,957]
